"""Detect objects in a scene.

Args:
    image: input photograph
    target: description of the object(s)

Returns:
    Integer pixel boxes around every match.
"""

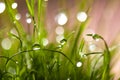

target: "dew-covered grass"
[0,0,119,80]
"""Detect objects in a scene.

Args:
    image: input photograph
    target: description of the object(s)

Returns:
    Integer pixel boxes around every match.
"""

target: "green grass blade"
[4,0,25,39]
[26,0,34,17]
[5,49,74,66]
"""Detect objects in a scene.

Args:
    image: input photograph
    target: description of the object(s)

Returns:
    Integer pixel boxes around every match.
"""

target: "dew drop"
[55,26,64,35]
[16,61,18,64]
[15,13,21,20]
[77,12,87,22]
[1,38,12,50]
[26,18,32,24]
[76,62,82,67]
[67,78,70,80]
[55,12,68,25]
[0,2,5,14]
[32,44,41,50]
[56,35,64,43]
[60,39,67,45]
[12,2,18,9]
[10,28,18,36]
[42,38,49,46]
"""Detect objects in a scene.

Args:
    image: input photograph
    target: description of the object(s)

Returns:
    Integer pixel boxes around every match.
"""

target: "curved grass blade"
[5,49,74,66]
[4,0,25,39]
[9,32,23,50]
[87,34,110,80]
[26,0,34,17]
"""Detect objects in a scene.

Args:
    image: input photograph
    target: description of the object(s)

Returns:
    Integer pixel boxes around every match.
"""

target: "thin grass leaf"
[70,19,89,58]
[85,52,103,56]
[90,55,103,80]
[9,32,23,50]
[4,0,25,39]
[38,0,42,28]
[26,0,34,17]
[0,56,16,64]
[79,39,85,52]
[5,49,74,66]
[87,34,110,80]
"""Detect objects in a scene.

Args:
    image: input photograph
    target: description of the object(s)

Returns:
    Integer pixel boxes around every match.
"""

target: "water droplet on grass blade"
[1,38,12,50]
[26,13,30,18]
[12,2,18,9]
[55,26,64,35]
[15,13,21,20]
[44,0,48,1]
[0,2,5,14]
[67,78,70,80]
[79,52,87,58]
[42,38,49,46]
[89,44,96,52]
[16,61,18,64]
[26,18,32,24]
[32,44,41,50]
[76,62,82,67]
[10,28,18,37]
[56,35,64,43]
[55,12,68,25]
[77,12,87,22]
[60,39,67,45]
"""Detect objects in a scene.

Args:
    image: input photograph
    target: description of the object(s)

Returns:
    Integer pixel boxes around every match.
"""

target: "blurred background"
[0,0,120,79]
[0,0,120,44]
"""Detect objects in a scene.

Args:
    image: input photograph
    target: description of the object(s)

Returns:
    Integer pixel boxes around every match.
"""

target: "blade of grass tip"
[87,34,110,80]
